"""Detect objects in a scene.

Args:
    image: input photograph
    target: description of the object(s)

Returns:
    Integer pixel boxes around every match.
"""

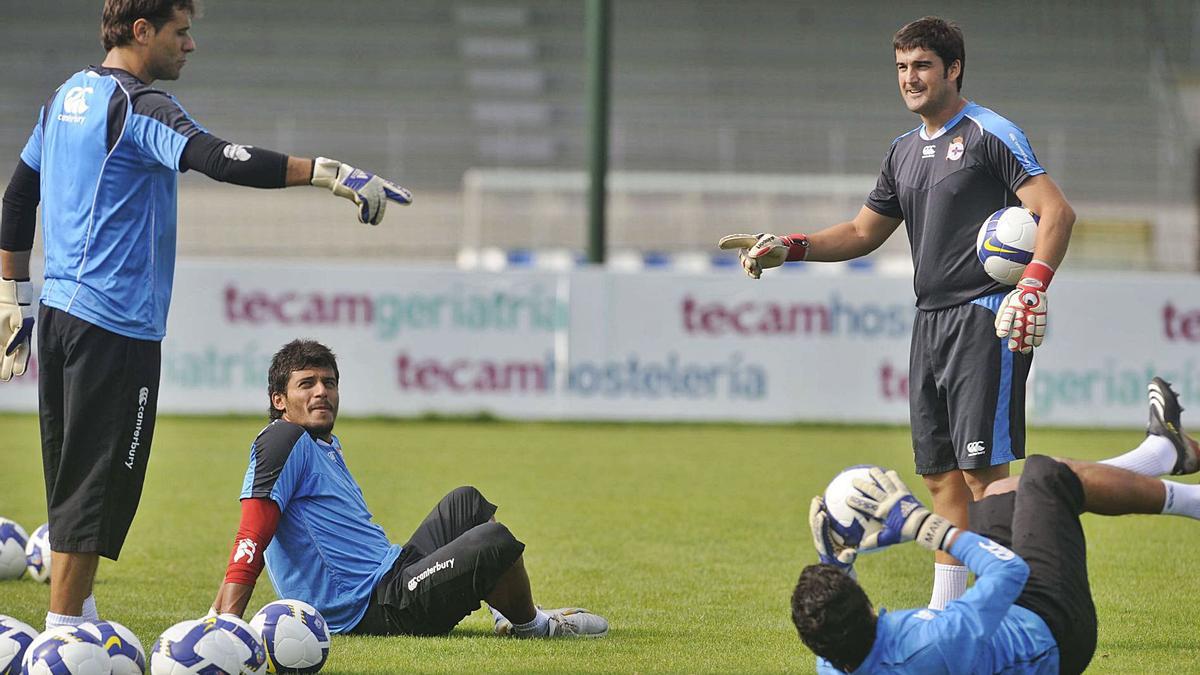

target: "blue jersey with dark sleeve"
[865,102,1045,310]
[815,532,1059,674]
[240,420,402,634]
[19,66,205,340]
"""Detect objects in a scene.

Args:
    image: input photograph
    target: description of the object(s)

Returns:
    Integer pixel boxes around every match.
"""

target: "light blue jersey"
[20,67,205,340]
[817,532,1059,674]
[241,420,402,633]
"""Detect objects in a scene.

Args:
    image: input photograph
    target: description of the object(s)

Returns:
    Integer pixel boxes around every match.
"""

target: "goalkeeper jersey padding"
[240,420,402,633]
[20,66,206,340]
[865,101,1045,311]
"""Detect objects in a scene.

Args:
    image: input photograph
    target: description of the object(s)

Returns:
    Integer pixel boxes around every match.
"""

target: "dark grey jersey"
[866,101,1044,310]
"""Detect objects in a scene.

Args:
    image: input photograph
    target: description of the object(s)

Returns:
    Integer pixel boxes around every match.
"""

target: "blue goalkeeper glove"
[809,496,857,572]
[845,467,956,553]
[0,278,33,381]
[311,157,412,225]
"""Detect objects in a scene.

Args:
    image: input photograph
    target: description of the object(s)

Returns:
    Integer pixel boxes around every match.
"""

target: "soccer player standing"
[720,16,1076,609]
[0,0,410,630]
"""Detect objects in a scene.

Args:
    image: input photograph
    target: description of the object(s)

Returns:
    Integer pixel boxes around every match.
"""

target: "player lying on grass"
[795,378,1200,674]
[208,339,608,638]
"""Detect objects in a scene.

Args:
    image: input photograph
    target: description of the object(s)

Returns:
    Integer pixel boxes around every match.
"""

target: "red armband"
[784,233,810,261]
[1019,260,1055,291]
[223,498,281,586]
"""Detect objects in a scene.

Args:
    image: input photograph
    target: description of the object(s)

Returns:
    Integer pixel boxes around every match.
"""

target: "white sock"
[929,563,969,610]
[81,595,99,622]
[1099,435,1176,476]
[45,612,86,630]
[488,605,505,624]
[512,609,551,638]
[1162,481,1200,519]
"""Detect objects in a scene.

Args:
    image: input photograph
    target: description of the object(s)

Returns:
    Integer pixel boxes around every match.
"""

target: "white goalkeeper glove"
[717,232,809,279]
[0,278,34,381]
[995,260,1055,354]
[809,496,857,572]
[845,467,956,553]
[311,157,412,225]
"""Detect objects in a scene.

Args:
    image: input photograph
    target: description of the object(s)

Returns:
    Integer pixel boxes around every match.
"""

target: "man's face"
[143,8,195,81]
[272,367,339,440]
[895,47,959,117]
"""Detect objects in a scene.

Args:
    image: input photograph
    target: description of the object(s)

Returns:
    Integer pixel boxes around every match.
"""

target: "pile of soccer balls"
[0,597,328,675]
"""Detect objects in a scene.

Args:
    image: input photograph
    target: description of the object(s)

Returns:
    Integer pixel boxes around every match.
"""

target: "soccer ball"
[22,626,112,675]
[249,600,330,674]
[80,619,147,675]
[26,522,52,583]
[150,618,243,675]
[0,518,28,579]
[0,614,38,672]
[213,614,267,675]
[823,465,883,550]
[976,206,1039,285]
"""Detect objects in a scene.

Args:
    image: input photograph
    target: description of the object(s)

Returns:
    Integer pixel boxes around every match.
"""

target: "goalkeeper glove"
[311,157,412,225]
[809,496,857,572]
[717,232,809,279]
[995,260,1054,354]
[0,278,33,381]
[845,467,956,553]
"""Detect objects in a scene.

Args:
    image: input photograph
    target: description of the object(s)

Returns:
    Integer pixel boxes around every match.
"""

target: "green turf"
[1,413,1197,673]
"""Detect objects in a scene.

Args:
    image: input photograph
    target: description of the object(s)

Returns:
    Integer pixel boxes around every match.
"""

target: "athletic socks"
[81,594,99,622]
[929,563,969,610]
[488,605,505,624]
[1100,435,1176,477]
[511,609,551,638]
[45,612,87,630]
[1161,481,1200,519]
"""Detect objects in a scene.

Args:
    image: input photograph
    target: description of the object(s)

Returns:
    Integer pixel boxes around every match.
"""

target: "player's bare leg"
[986,458,1200,520]
[487,555,609,638]
[485,555,537,625]
[47,551,98,625]
[923,469,971,609]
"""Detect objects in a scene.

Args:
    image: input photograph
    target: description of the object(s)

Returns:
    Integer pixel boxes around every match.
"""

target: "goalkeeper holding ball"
[721,16,1077,609]
[795,379,1200,674]
[0,0,410,632]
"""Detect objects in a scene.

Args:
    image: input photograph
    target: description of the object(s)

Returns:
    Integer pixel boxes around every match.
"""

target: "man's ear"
[131,17,155,44]
[271,392,287,414]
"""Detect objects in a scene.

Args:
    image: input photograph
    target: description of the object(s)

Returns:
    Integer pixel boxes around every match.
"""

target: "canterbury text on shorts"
[909,292,1032,474]
[351,486,525,636]
[969,456,1097,675]
[37,305,161,559]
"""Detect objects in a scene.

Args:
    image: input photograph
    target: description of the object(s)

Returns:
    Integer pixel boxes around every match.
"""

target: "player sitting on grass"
[209,339,608,639]
[794,378,1200,674]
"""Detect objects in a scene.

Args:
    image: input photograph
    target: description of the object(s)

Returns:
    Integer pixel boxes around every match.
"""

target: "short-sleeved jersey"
[20,66,206,340]
[240,420,402,634]
[815,532,1059,674]
[866,101,1045,310]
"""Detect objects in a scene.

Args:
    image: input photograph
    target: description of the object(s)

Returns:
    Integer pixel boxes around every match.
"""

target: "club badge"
[946,136,964,161]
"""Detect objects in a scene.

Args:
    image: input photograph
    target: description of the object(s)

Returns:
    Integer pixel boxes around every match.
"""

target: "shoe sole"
[1149,377,1195,475]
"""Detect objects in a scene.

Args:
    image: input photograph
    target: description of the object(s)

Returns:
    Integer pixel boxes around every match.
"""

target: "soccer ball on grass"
[21,625,112,675]
[249,600,329,674]
[150,618,243,675]
[80,619,147,675]
[0,518,28,579]
[0,614,39,672]
[25,522,52,583]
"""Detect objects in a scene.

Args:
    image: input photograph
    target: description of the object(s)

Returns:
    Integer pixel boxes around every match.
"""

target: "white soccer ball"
[0,614,39,672]
[22,625,112,675]
[213,614,267,675]
[249,600,330,674]
[80,619,147,675]
[976,206,1039,285]
[824,465,883,551]
[0,517,29,579]
[25,522,52,583]
[150,619,242,675]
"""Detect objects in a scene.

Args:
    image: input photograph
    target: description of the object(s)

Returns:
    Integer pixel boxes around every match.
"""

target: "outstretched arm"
[718,206,902,278]
[212,497,281,617]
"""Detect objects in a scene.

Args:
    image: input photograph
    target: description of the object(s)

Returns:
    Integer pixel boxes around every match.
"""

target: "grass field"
[1,413,1198,673]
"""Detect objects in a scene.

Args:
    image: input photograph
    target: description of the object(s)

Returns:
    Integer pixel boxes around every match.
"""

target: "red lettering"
[1164,303,1177,340]
[224,286,241,322]
[880,362,908,400]
[682,297,698,333]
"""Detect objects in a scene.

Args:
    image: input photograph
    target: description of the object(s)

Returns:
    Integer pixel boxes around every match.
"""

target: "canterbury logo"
[63,86,93,115]
[982,239,1021,255]
[234,538,257,564]
[407,558,454,591]
[966,441,986,456]
[223,144,252,161]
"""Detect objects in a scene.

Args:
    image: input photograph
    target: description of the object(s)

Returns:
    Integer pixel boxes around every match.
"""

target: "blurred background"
[3,0,1198,271]
[1,1,1198,426]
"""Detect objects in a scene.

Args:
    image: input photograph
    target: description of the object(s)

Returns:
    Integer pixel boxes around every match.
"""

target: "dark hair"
[791,564,877,672]
[893,16,965,91]
[101,0,197,51]
[267,340,340,421]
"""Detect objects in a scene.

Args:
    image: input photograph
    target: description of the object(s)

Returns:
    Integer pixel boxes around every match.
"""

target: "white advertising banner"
[0,261,1195,428]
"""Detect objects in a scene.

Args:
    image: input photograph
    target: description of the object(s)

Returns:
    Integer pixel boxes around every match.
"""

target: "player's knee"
[981,475,1019,498]
[476,522,525,560]
[1020,454,1071,490]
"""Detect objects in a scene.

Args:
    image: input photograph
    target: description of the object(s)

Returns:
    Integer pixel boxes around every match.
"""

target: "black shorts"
[351,486,525,636]
[969,456,1097,675]
[37,305,161,559]
[910,294,1032,475]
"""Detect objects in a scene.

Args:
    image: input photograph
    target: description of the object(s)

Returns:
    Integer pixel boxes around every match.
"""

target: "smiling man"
[209,340,609,639]
[719,16,1077,610]
[0,0,412,631]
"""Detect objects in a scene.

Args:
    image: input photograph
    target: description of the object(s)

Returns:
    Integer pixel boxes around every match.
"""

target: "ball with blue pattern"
[21,625,112,675]
[80,620,146,675]
[0,518,28,580]
[248,600,329,674]
[25,523,51,583]
[149,618,242,675]
[0,614,38,673]
[212,614,266,675]
[976,206,1039,285]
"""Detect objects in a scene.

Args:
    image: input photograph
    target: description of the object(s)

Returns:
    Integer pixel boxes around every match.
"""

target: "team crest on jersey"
[946,135,964,161]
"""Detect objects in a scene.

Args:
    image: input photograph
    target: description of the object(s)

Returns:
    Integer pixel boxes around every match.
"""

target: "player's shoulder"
[961,101,1027,141]
[890,124,923,147]
[252,419,312,463]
